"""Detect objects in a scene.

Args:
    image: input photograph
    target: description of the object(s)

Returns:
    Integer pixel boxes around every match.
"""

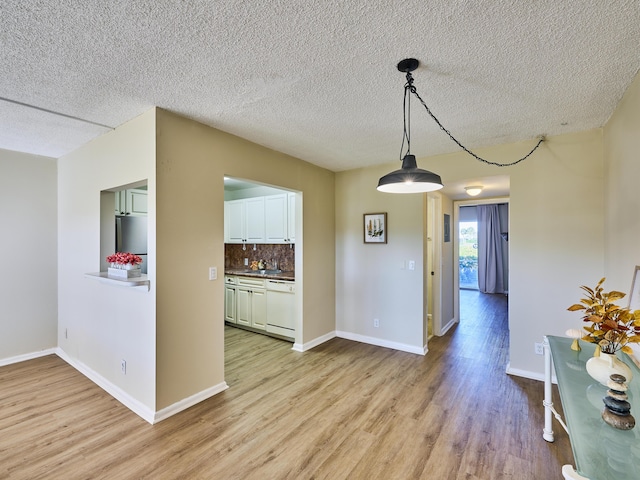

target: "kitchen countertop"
[225,269,295,281]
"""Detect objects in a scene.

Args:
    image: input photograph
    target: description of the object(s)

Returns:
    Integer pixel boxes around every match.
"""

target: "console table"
[544,336,640,480]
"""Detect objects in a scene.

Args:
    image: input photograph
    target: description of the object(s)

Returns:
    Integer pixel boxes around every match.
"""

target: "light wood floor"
[0,290,573,479]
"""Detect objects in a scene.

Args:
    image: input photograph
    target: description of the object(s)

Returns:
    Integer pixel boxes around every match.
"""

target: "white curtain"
[477,204,505,294]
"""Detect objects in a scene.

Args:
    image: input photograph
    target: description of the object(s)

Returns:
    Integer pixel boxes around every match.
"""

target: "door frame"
[425,193,443,339]
[453,197,510,324]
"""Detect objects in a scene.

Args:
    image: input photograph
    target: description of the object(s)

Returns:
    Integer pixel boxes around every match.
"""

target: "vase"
[107,263,141,278]
[110,262,140,270]
[585,351,633,386]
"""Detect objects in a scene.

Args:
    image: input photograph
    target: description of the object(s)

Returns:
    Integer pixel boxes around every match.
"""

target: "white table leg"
[562,465,590,479]
[543,336,555,442]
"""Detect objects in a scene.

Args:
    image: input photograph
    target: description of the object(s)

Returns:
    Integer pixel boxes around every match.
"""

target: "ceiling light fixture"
[377,58,546,194]
[465,186,483,196]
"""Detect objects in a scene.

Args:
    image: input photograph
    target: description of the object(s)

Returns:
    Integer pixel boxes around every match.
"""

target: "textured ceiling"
[1,1,639,173]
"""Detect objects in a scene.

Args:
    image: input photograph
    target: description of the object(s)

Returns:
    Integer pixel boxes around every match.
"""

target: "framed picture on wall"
[364,213,387,244]
[443,214,451,242]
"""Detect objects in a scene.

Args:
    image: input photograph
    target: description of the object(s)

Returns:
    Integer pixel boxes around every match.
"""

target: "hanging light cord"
[404,72,545,167]
[398,77,412,160]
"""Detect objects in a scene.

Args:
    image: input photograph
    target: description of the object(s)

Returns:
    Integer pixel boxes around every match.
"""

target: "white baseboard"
[336,330,426,355]
[55,348,157,423]
[154,382,229,424]
[0,348,57,367]
[438,317,457,336]
[292,330,336,352]
[56,348,230,424]
[506,363,557,384]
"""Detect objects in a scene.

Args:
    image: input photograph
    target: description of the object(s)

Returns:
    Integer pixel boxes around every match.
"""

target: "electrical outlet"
[244,258,249,266]
[374,318,379,328]
[121,359,127,374]
[209,266,217,280]
[534,342,544,355]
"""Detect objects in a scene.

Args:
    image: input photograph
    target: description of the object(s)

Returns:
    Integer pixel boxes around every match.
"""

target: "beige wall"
[335,165,426,351]
[604,71,640,289]
[155,109,335,409]
[0,149,57,362]
[54,106,335,418]
[336,130,604,377]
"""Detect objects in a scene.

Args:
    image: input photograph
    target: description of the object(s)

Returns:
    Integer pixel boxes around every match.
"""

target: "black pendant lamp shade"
[377,154,443,193]
[377,58,545,194]
[378,58,444,194]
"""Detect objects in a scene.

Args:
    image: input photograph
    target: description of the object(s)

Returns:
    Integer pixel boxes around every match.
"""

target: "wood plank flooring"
[0,290,573,479]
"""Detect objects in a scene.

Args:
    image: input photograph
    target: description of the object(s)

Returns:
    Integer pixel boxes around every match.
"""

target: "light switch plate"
[209,267,217,280]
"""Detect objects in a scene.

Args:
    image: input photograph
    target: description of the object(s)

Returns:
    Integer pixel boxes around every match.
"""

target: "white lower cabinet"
[224,276,237,323]
[225,275,295,339]
[235,277,267,330]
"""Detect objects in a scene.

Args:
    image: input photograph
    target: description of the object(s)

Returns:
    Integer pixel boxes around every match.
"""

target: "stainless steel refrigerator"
[116,215,148,274]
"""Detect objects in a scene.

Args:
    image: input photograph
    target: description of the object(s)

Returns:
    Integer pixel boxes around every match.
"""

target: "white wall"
[0,149,57,364]
[57,110,157,412]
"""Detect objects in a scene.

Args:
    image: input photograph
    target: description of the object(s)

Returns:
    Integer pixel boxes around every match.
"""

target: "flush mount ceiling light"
[465,186,483,196]
[377,58,546,194]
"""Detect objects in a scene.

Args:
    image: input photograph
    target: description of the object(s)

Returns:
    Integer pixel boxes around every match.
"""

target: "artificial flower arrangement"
[567,277,640,354]
[107,252,143,266]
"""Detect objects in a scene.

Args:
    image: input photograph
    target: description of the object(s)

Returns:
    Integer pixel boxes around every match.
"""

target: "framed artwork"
[628,265,640,311]
[443,214,450,243]
[364,213,387,244]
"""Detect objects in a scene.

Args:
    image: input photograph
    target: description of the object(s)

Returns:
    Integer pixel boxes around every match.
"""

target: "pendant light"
[377,59,443,194]
[377,58,546,193]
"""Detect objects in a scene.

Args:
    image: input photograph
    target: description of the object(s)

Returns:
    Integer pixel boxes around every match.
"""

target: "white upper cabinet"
[264,193,295,244]
[115,189,148,216]
[244,197,266,243]
[225,197,265,244]
[225,200,245,243]
[225,193,295,244]
[265,194,288,243]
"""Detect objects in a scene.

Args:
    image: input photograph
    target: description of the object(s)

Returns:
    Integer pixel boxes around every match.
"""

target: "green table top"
[548,336,640,480]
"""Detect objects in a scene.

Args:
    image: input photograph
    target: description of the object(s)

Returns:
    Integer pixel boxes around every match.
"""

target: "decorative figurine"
[602,374,635,430]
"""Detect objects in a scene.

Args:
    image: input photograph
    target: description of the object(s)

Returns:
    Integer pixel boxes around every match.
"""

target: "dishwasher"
[265,279,296,338]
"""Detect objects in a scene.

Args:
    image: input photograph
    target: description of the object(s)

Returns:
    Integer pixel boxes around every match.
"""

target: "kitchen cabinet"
[115,189,148,216]
[287,192,296,243]
[224,276,237,323]
[264,193,295,244]
[224,197,265,244]
[236,276,267,330]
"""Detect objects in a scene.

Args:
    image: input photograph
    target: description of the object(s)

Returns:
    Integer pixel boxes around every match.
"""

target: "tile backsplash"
[225,244,295,271]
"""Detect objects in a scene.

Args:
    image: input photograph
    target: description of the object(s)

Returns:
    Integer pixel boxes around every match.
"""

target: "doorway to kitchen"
[222,176,302,358]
